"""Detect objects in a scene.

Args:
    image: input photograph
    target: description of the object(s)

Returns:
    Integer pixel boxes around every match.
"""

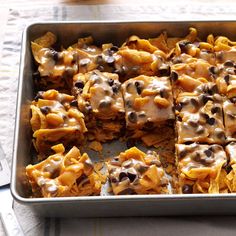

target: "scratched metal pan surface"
[11,21,236,217]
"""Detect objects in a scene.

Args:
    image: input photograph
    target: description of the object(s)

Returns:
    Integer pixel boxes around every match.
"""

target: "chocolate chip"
[204,149,212,157]
[193,152,201,162]
[128,111,138,123]
[119,172,128,182]
[70,100,78,107]
[40,106,51,115]
[96,55,103,64]
[209,66,218,75]
[224,75,230,84]
[125,100,132,108]
[136,164,149,174]
[207,84,218,95]
[230,97,236,103]
[189,120,198,127]
[170,71,178,81]
[158,65,170,76]
[110,177,118,183]
[76,174,87,185]
[182,184,193,194]
[179,41,191,53]
[127,170,137,182]
[99,100,111,109]
[112,83,121,94]
[216,130,225,140]
[179,150,187,159]
[211,106,221,114]
[175,103,182,111]
[201,113,210,121]
[224,60,234,67]
[177,116,182,122]
[50,50,59,61]
[110,46,119,53]
[201,95,212,104]
[107,78,114,86]
[143,121,154,131]
[80,58,91,67]
[64,67,74,78]
[160,89,169,98]
[97,65,105,71]
[207,117,215,125]
[84,105,92,114]
[34,91,43,101]
[190,98,199,108]
[135,81,143,95]
[74,80,84,89]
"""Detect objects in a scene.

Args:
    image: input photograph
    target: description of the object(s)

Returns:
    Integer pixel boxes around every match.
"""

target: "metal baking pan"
[11,21,236,217]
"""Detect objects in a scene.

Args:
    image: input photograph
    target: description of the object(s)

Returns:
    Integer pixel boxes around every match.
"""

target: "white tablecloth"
[1,4,236,235]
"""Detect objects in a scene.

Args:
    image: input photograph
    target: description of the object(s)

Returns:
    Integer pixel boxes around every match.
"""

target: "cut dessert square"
[114,36,170,82]
[176,143,228,194]
[225,142,236,192]
[72,70,125,142]
[30,89,87,159]
[122,75,175,138]
[175,83,226,144]
[223,99,236,142]
[170,57,215,98]
[106,147,170,195]
[26,144,102,197]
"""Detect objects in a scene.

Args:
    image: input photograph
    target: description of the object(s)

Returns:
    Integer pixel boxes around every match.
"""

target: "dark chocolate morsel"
[190,98,199,108]
[179,150,187,159]
[175,103,182,111]
[209,66,218,75]
[107,78,114,86]
[99,100,111,109]
[224,75,230,84]
[127,170,137,182]
[170,71,179,81]
[224,60,234,67]
[204,149,212,157]
[74,80,84,89]
[211,106,221,114]
[119,172,128,182]
[70,100,78,107]
[34,91,43,101]
[128,111,138,123]
[207,117,215,125]
[182,184,193,194]
[40,106,51,115]
[135,81,143,95]
[230,97,236,103]
[110,46,119,52]
[158,65,170,76]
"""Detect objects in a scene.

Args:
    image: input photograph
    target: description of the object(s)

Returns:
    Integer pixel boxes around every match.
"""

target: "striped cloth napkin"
[1,4,236,235]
